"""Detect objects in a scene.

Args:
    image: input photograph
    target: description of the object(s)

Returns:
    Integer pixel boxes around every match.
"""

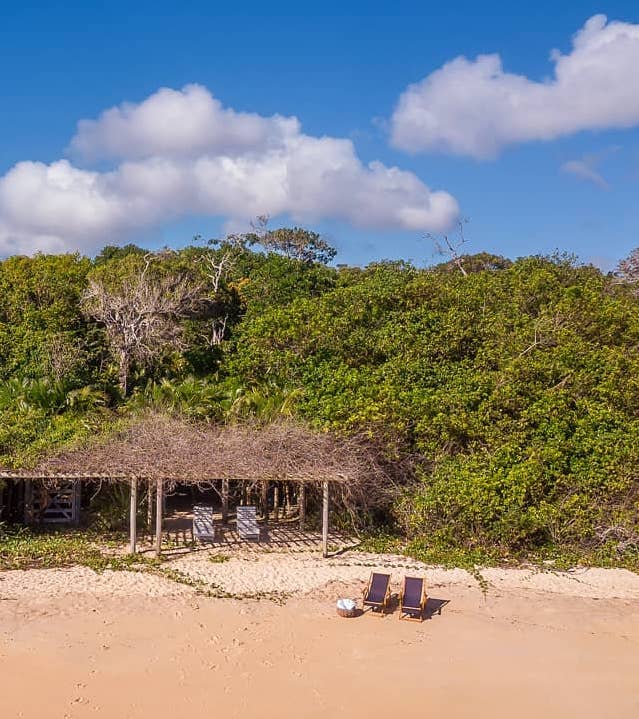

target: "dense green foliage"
[1,234,638,566]
[228,257,639,562]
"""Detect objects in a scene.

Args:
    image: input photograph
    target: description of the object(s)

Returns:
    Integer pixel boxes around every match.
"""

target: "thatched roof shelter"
[0,414,390,558]
[0,413,384,485]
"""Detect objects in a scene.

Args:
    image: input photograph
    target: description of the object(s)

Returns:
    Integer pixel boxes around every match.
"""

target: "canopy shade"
[0,413,385,486]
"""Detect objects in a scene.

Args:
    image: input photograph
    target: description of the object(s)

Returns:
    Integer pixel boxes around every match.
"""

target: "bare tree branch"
[81,258,202,395]
[427,219,470,276]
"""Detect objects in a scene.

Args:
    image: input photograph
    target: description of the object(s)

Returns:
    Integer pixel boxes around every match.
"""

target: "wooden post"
[322,480,329,558]
[284,484,292,517]
[129,478,137,555]
[261,481,269,523]
[273,484,280,522]
[24,480,33,525]
[299,482,306,530]
[146,481,154,534]
[155,478,163,557]
[1,480,10,522]
[72,481,81,526]
[221,479,229,524]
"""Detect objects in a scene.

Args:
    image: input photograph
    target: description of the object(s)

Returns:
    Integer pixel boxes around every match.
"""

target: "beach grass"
[0,525,159,572]
[357,530,639,573]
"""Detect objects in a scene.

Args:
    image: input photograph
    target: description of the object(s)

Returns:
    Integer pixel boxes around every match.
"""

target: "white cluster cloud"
[69,84,301,161]
[0,85,458,255]
[391,15,639,158]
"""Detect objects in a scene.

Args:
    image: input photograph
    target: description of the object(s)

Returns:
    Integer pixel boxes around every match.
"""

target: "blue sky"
[1,1,638,267]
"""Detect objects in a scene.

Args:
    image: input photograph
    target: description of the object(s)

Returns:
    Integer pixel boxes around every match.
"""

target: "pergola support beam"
[273,484,280,521]
[322,480,329,558]
[155,478,163,557]
[221,479,229,524]
[24,480,33,525]
[261,481,269,523]
[146,480,154,532]
[129,478,137,555]
[299,482,306,530]
[72,481,81,526]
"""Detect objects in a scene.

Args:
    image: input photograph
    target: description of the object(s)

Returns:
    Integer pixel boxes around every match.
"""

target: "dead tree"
[197,241,242,347]
[81,255,201,395]
[195,218,336,347]
[427,219,470,276]
[615,248,639,294]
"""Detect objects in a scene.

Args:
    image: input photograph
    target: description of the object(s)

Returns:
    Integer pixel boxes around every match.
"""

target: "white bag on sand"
[336,598,357,611]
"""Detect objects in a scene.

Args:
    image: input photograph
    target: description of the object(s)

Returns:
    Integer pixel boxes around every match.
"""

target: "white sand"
[1,548,638,601]
[0,565,192,601]
[168,548,639,599]
[1,552,638,719]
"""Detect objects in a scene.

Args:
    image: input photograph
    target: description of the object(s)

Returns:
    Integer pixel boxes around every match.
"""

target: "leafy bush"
[0,526,147,571]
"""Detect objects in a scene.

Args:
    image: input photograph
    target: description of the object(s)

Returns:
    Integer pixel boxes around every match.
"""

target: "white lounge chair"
[193,504,216,542]
[236,505,260,541]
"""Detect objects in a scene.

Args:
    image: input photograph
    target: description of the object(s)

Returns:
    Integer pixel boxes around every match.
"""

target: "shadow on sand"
[361,595,450,621]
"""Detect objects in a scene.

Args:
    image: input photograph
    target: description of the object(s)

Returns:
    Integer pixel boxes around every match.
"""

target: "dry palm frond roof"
[0,414,385,485]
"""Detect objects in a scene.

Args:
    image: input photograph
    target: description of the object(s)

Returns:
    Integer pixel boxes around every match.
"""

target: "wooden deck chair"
[237,505,260,541]
[362,572,392,615]
[398,576,427,622]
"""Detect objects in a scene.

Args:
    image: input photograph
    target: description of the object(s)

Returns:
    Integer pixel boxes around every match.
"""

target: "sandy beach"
[1,550,638,718]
